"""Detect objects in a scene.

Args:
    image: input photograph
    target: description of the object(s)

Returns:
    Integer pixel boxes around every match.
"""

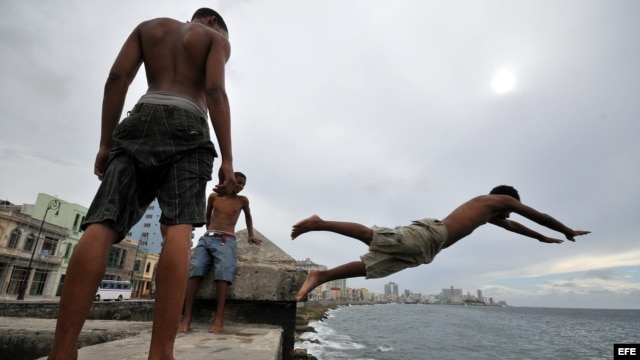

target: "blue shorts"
[82,102,217,240]
[189,231,237,283]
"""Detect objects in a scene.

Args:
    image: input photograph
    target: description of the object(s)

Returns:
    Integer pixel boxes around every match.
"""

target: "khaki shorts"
[360,218,448,279]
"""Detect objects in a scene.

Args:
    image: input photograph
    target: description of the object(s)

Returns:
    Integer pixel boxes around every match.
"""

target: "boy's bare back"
[122,17,230,110]
[441,195,516,245]
[98,12,234,192]
[441,194,586,248]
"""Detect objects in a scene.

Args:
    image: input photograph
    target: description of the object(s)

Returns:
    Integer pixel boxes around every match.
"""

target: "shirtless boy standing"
[48,8,234,360]
[291,185,590,301]
[179,172,261,333]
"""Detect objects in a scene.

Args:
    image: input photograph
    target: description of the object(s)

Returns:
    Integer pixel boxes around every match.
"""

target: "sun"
[491,69,516,94]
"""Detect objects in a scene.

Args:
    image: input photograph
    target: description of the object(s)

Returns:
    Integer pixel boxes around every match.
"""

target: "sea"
[295,303,640,360]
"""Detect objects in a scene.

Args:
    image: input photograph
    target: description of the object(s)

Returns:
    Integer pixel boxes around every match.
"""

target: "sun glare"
[491,69,516,94]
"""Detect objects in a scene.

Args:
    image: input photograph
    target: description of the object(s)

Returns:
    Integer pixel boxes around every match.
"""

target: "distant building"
[127,199,163,254]
[441,285,463,304]
[359,288,370,301]
[31,193,88,297]
[131,249,159,299]
[347,287,371,301]
[384,282,399,302]
[127,198,198,255]
[0,193,148,300]
[325,278,347,300]
[411,292,422,303]
[0,200,69,298]
[0,193,91,299]
[295,258,329,301]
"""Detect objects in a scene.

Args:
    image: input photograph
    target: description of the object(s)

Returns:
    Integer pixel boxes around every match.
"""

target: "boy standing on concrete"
[179,172,261,333]
[48,8,235,360]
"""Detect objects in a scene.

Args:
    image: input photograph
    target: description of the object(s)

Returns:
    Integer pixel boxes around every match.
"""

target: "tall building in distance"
[127,199,199,254]
[441,285,463,303]
[127,199,163,254]
[384,282,399,302]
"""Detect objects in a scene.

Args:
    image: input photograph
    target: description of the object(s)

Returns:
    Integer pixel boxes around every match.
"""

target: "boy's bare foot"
[296,269,322,301]
[209,318,224,333]
[291,215,323,240]
[47,348,78,360]
[178,319,191,332]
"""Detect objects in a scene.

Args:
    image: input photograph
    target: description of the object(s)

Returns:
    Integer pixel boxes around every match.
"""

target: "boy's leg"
[291,215,373,244]
[210,280,230,333]
[178,276,203,332]
[47,223,119,360]
[296,261,366,302]
[148,224,192,360]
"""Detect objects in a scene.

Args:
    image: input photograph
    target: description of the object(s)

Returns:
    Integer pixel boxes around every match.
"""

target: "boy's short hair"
[490,185,520,201]
[191,8,228,34]
[234,172,246,180]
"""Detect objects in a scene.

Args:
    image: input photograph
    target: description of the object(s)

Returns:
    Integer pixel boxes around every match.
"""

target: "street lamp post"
[17,199,60,300]
[130,239,142,298]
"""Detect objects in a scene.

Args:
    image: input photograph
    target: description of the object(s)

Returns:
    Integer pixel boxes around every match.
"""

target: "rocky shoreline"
[293,304,338,360]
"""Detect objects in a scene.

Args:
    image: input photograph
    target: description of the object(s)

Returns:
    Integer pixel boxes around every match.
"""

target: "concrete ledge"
[0,299,155,320]
[193,229,306,360]
[197,229,306,302]
[8,318,283,360]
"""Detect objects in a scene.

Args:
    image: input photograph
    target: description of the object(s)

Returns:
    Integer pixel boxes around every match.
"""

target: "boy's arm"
[96,25,143,180]
[205,193,216,229]
[490,219,564,243]
[508,201,590,241]
[205,32,235,196]
[242,197,261,245]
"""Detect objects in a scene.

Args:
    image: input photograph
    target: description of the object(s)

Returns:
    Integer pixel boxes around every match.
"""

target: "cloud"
[583,268,615,280]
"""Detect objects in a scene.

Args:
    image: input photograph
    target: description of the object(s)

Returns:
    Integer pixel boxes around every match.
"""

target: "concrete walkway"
[0,317,282,360]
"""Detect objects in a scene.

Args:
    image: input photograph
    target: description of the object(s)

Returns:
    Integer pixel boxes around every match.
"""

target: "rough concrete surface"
[0,317,281,360]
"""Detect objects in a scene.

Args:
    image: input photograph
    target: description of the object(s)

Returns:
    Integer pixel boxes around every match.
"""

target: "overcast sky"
[1,0,639,309]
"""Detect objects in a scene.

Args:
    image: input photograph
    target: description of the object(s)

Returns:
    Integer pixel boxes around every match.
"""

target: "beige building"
[1,194,158,300]
[132,250,159,299]
[0,203,69,299]
[103,237,139,282]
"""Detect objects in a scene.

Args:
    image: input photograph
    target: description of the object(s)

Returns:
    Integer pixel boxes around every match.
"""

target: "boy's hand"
[248,236,262,245]
[93,145,111,180]
[214,161,236,195]
[539,236,564,244]
[565,229,590,242]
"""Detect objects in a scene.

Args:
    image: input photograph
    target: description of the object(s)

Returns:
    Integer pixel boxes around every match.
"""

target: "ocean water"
[296,304,640,360]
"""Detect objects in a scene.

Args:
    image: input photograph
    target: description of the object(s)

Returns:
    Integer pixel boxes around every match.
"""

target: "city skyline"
[297,258,508,305]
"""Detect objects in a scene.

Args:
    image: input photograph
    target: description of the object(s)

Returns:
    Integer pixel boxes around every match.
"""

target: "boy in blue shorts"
[179,172,261,333]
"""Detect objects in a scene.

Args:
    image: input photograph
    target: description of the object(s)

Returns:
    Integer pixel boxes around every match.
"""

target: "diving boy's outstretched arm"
[501,201,591,242]
[490,219,565,243]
